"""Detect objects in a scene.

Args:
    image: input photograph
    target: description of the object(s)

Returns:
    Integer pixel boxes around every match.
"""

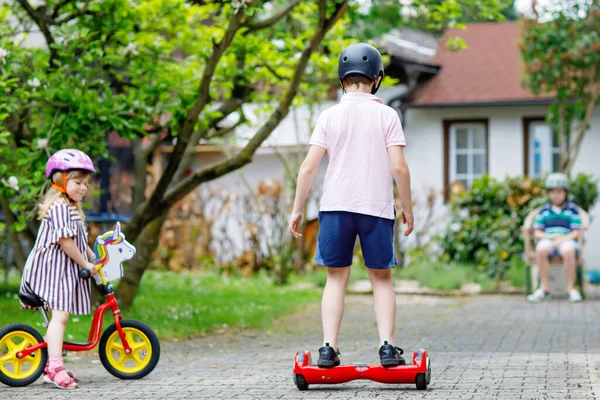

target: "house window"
[525,120,560,178]
[448,122,487,189]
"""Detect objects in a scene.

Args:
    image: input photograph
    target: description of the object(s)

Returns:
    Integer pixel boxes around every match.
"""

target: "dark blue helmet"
[338,43,384,94]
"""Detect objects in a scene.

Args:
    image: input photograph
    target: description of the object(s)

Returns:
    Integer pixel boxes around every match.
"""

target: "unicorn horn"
[113,222,121,240]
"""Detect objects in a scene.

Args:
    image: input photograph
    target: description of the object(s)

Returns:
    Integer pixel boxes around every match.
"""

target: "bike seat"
[18,292,44,308]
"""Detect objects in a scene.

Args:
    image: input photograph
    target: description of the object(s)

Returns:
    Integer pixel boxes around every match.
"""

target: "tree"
[1,0,350,308]
[347,0,516,40]
[521,0,600,173]
[1,0,511,309]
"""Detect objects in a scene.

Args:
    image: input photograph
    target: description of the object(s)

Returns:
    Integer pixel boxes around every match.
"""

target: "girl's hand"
[85,262,98,276]
[288,211,303,238]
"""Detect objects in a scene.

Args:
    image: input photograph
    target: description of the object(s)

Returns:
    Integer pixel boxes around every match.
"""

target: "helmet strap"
[51,171,67,194]
[51,171,77,203]
[371,74,382,95]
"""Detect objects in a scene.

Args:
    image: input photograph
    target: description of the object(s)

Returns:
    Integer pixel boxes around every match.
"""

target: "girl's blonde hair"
[38,170,92,221]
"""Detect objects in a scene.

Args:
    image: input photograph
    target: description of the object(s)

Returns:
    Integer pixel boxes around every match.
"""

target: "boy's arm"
[557,230,580,241]
[533,230,555,240]
[565,230,580,240]
[387,145,414,235]
[533,230,580,240]
[290,145,326,214]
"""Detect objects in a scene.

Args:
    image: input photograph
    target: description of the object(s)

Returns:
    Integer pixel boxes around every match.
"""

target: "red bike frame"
[15,293,131,359]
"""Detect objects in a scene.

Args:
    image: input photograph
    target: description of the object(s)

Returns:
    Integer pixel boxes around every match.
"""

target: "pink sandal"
[46,365,78,389]
[43,363,79,384]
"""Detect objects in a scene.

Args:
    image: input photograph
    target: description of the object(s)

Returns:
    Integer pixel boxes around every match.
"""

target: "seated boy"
[527,173,582,303]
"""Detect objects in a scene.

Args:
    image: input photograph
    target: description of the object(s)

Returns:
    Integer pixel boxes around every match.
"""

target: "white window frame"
[449,122,487,189]
[528,121,560,178]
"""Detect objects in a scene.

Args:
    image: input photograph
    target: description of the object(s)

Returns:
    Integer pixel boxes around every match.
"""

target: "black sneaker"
[317,343,340,368]
[379,341,406,367]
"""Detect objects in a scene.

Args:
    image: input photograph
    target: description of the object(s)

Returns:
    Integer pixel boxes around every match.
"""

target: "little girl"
[19,149,98,389]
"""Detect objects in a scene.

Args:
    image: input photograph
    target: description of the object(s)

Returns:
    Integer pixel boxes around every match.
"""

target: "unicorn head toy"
[92,222,136,284]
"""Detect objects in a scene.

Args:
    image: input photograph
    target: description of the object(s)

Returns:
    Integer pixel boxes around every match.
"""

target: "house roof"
[375,28,439,66]
[409,21,554,107]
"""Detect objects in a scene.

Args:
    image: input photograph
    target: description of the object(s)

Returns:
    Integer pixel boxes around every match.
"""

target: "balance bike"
[0,223,160,387]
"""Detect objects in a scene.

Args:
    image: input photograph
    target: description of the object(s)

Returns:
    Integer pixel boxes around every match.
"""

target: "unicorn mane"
[93,231,123,266]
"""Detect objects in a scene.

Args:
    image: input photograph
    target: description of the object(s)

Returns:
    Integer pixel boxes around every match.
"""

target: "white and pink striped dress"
[20,199,91,314]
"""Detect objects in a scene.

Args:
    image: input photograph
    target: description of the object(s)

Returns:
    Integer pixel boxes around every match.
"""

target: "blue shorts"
[314,211,397,269]
[536,238,579,257]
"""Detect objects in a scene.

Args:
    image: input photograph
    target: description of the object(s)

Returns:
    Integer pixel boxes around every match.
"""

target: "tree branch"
[261,62,337,85]
[174,56,250,183]
[54,1,96,24]
[318,0,327,29]
[565,90,600,173]
[158,1,348,209]
[131,133,163,209]
[124,6,253,239]
[204,109,247,140]
[0,29,38,39]
[261,63,287,80]
[51,0,73,19]
[245,0,302,33]
[17,0,58,67]
[207,94,247,130]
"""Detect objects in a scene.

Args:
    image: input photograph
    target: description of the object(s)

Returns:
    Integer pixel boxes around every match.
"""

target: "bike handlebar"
[79,268,91,280]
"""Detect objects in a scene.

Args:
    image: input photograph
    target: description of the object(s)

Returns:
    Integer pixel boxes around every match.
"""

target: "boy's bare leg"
[560,245,577,292]
[368,268,396,346]
[536,243,552,292]
[321,267,351,350]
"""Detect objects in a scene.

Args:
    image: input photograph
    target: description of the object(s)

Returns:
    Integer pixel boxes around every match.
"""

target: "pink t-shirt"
[309,92,406,220]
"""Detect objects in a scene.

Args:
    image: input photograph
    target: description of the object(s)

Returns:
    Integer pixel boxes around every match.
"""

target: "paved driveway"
[2,295,600,399]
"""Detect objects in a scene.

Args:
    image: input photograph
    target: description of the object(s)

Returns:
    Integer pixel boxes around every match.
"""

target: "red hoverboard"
[293,348,431,391]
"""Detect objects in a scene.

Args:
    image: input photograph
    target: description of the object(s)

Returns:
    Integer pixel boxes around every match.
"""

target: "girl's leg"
[321,266,351,350]
[46,310,69,357]
[45,310,77,389]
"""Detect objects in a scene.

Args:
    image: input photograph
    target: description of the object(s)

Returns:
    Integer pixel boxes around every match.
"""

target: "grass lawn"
[0,270,321,342]
[396,261,496,291]
[290,258,515,292]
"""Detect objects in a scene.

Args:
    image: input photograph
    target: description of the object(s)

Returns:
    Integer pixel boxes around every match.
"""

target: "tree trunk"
[131,138,149,210]
[564,93,600,173]
[116,211,168,309]
[1,199,27,273]
[557,103,569,172]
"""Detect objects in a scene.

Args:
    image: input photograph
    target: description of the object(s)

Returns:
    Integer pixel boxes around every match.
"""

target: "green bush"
[569,173,599,212]
[438,174,598,283]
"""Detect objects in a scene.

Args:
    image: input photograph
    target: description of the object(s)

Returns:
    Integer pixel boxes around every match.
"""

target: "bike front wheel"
[98,320,160,380]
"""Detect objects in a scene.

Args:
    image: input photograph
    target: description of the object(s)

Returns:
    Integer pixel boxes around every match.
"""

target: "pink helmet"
[45,149,96,179]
